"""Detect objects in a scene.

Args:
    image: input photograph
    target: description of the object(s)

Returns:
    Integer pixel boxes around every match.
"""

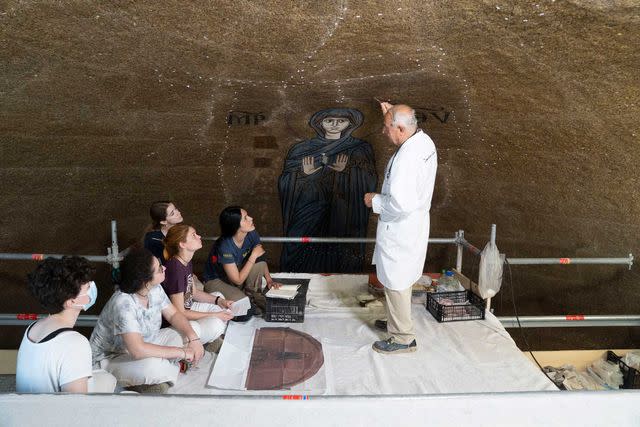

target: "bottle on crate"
[437,270,464,292]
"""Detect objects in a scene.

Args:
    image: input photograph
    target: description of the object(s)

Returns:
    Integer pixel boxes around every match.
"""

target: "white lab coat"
[372,130,437,290]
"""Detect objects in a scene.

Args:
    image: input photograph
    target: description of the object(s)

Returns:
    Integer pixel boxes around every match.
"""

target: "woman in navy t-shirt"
[203,206,281,313]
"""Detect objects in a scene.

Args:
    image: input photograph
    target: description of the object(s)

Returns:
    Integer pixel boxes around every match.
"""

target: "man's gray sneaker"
[372,338,417,354]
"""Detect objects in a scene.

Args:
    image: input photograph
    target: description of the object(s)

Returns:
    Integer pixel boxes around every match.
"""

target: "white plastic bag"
[623,351,640,370]
[588,359,623,389]
[478,241,503,299]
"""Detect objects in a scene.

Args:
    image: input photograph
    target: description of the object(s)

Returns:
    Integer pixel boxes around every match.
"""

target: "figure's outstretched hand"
[302,156,321,175]
[328,154,349,172]
[364,192,377,208]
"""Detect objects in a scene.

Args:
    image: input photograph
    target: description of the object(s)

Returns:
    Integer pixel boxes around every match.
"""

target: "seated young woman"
[202,206,281,314]
[89,248,204,394]
[16,256,116,393]
[143,201,183,263]
[162,224,234,349]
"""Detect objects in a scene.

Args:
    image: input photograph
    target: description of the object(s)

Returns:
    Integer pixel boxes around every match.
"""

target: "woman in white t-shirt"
[90,247,205,393]
[16,256,115,393]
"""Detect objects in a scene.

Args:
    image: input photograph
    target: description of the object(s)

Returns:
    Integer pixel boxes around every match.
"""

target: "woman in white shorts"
[90,248,205,393]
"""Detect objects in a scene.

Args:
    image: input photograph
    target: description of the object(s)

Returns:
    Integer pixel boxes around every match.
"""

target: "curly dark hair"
[119,247,156,294]
[27,256,95,313]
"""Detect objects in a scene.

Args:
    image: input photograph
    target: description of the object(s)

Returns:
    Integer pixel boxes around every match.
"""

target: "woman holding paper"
[162,225,235,349]
[90,248,203,393]
[203,206,281,314]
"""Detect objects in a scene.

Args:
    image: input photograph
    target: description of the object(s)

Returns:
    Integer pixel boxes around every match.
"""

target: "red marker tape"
[17,313,38,320]
[31,254,44,261]
[301,237,311,243]
[559,258,571,264]
[565,314,585,321]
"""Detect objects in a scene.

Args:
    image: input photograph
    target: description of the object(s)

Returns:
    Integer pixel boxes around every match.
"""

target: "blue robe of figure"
[278,108,377,272]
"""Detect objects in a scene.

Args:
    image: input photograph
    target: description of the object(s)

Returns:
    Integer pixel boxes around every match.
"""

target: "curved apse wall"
[1,1,639,349]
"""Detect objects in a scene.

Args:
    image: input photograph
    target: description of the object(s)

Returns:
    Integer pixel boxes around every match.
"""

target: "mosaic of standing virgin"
[278,108,377,273]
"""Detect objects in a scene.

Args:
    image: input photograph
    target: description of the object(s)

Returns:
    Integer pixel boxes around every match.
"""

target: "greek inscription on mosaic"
[414,107,451,124]
[227,111,266,126]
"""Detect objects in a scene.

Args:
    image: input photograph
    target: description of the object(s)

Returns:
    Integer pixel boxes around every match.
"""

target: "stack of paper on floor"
[265,284,300,300]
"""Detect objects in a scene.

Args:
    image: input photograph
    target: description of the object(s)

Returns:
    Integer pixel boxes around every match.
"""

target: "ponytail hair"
[163,224,192,260]
[216,206,243,249]
[149,201,172,230]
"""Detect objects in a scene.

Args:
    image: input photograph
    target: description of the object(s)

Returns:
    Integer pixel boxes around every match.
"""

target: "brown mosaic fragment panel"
[245,327,323,390]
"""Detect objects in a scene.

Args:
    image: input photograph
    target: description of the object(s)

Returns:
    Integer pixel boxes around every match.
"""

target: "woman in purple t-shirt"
[162,225,233,349]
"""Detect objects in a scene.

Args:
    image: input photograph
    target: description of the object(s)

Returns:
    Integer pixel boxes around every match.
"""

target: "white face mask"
[73,281,97,311]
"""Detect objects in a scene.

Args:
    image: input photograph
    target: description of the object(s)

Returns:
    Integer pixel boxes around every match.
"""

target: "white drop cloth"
[170,274,557,395]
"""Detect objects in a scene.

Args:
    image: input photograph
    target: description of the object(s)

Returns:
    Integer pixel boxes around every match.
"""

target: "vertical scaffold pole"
[490,224,496,246]
[455,230,464,273]
[486,224,497,312]
[110,220,120,270]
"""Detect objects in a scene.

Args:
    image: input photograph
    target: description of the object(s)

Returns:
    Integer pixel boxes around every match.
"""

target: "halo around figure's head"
[309,108,364,139]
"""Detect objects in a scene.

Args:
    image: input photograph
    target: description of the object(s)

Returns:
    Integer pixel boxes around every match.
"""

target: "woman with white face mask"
[16,257,116,393]
[90,248,204,394]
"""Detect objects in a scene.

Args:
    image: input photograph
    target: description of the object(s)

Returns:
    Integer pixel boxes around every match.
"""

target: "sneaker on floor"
[374,319,388,332]
[205,335,225,354]
[124,381,171,394]
[372,338,417,354]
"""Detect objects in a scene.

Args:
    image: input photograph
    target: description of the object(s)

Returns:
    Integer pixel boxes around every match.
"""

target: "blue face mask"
[74,281,98,311]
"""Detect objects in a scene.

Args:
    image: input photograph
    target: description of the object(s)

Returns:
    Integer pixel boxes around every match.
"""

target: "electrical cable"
[504,257,559,388]
[454,241,557,386]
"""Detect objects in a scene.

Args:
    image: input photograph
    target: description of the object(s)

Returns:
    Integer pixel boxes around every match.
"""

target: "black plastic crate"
[264,278,309,323]
[426,290,485,323]
[607,351,640,389]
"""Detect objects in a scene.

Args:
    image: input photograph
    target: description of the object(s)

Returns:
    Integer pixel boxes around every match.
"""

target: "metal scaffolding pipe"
[108,219,121,270]
[1,314,100,327]
[490,224,496,246]
[0,253,110,262]
[506,255,633,268]
[498,315,640,328]
[200,236,459,244]
[3,313,640,328]
[455,230,464,272]
[458,237,482,256]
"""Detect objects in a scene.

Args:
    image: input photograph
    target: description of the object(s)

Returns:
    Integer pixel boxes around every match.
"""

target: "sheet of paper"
[230,296,251,317]
[266,284,300,300]
[207,321,255,390]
